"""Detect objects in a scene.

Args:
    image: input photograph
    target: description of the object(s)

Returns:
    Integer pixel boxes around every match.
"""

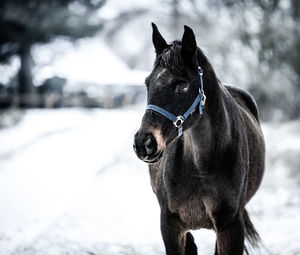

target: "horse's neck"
[184,79,232,169]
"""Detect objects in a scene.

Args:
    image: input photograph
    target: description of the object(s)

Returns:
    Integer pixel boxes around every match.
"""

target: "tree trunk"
[18,43,35,107]
[171,0,180,36]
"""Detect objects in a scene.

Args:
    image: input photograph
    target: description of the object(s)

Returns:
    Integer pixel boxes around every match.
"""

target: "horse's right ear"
[152,22,168,55]
[181,25,197,62]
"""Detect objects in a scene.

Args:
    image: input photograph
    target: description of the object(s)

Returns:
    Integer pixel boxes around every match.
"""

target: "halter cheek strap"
[146,66,206,137]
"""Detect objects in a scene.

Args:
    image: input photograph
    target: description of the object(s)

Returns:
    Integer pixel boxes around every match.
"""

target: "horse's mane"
[154,41,184,74]
[154,40,211,75]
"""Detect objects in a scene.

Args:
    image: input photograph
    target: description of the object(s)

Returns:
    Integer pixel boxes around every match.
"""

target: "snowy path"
[0,108,299,254]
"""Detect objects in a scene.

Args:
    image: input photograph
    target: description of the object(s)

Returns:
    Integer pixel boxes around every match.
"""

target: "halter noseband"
[146,66,206,137]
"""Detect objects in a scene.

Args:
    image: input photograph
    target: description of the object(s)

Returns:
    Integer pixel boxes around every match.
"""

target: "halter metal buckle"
[198,66,203,75]
[201,93,206,106]
[173,116,184,128]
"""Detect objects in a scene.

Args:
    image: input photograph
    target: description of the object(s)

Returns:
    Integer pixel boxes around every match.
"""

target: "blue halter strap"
[146,66,206,137]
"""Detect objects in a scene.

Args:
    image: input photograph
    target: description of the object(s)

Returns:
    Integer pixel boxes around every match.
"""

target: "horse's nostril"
[133,142,137,153]
[144,136,156,156]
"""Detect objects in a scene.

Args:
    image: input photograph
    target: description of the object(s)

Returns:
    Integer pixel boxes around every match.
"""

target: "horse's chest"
[156,147,213,229]
[170,197,212,230]
[165,176,213,230]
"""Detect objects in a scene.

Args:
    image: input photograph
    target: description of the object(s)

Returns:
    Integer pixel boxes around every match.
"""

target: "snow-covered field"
[0,107,299,255]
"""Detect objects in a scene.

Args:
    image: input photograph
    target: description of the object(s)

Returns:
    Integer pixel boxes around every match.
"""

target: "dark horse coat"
[133,23,265,255]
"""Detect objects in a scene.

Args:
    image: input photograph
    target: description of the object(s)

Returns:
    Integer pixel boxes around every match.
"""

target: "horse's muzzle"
[133,132,162,163]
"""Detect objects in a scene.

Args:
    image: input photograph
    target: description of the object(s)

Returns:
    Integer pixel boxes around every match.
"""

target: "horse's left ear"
[181,25,197,62]
[152,22,168,55]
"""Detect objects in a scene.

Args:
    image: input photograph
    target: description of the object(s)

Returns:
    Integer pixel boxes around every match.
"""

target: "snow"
[0,57,20,85]
[32,37,148,86]
[0,107,300,254]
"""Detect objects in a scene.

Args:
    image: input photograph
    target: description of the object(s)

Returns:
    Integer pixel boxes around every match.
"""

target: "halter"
[146,66,206,137]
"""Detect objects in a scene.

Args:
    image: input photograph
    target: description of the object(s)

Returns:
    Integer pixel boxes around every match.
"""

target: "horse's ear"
[152,22,168,55]
[181,25,197,62]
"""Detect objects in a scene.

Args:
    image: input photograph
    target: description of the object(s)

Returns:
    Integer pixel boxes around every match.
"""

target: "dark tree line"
[209,0,300,120]
[0,0,106,106]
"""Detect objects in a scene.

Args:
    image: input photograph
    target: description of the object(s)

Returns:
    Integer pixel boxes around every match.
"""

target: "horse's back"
[224,84,259,122]
[225,84,265,201]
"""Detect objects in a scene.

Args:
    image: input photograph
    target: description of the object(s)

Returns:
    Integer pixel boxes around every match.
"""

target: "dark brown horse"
[133,23,265,255]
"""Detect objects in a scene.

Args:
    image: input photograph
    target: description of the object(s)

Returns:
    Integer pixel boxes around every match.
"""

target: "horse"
[133,23,265,255]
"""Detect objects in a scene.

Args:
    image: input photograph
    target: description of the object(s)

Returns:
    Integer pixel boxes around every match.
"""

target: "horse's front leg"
[185,232,198,255]
[161,209,193,255]
[213,212,245,255]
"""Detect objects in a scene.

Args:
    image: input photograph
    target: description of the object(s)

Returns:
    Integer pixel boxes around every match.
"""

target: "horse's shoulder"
[224,84,260,122]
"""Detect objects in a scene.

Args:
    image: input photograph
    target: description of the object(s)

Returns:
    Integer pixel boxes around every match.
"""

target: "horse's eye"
[176,84,188,94]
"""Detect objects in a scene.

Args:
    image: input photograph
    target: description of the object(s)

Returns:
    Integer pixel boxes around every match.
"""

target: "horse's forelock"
[154,41,185,75]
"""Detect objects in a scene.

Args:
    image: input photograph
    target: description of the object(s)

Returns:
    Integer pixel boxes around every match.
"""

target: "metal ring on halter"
[173,116,184,128]
[201,94,206,106]
[198,66,203,75]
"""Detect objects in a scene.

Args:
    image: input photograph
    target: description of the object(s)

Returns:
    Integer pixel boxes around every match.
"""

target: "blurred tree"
[208,0,300,120]
[171,0,180,35]
[0,0,106,106]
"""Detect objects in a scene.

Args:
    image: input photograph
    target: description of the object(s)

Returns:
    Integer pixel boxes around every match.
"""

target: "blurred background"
[0,0,299,254]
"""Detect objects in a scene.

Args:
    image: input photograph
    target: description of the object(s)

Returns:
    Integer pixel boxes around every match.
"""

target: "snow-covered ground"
[32,38,148,87]
[0,107,299,255]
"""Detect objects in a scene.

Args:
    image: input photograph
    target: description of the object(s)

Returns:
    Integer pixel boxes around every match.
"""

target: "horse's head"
[134,23,204,163]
